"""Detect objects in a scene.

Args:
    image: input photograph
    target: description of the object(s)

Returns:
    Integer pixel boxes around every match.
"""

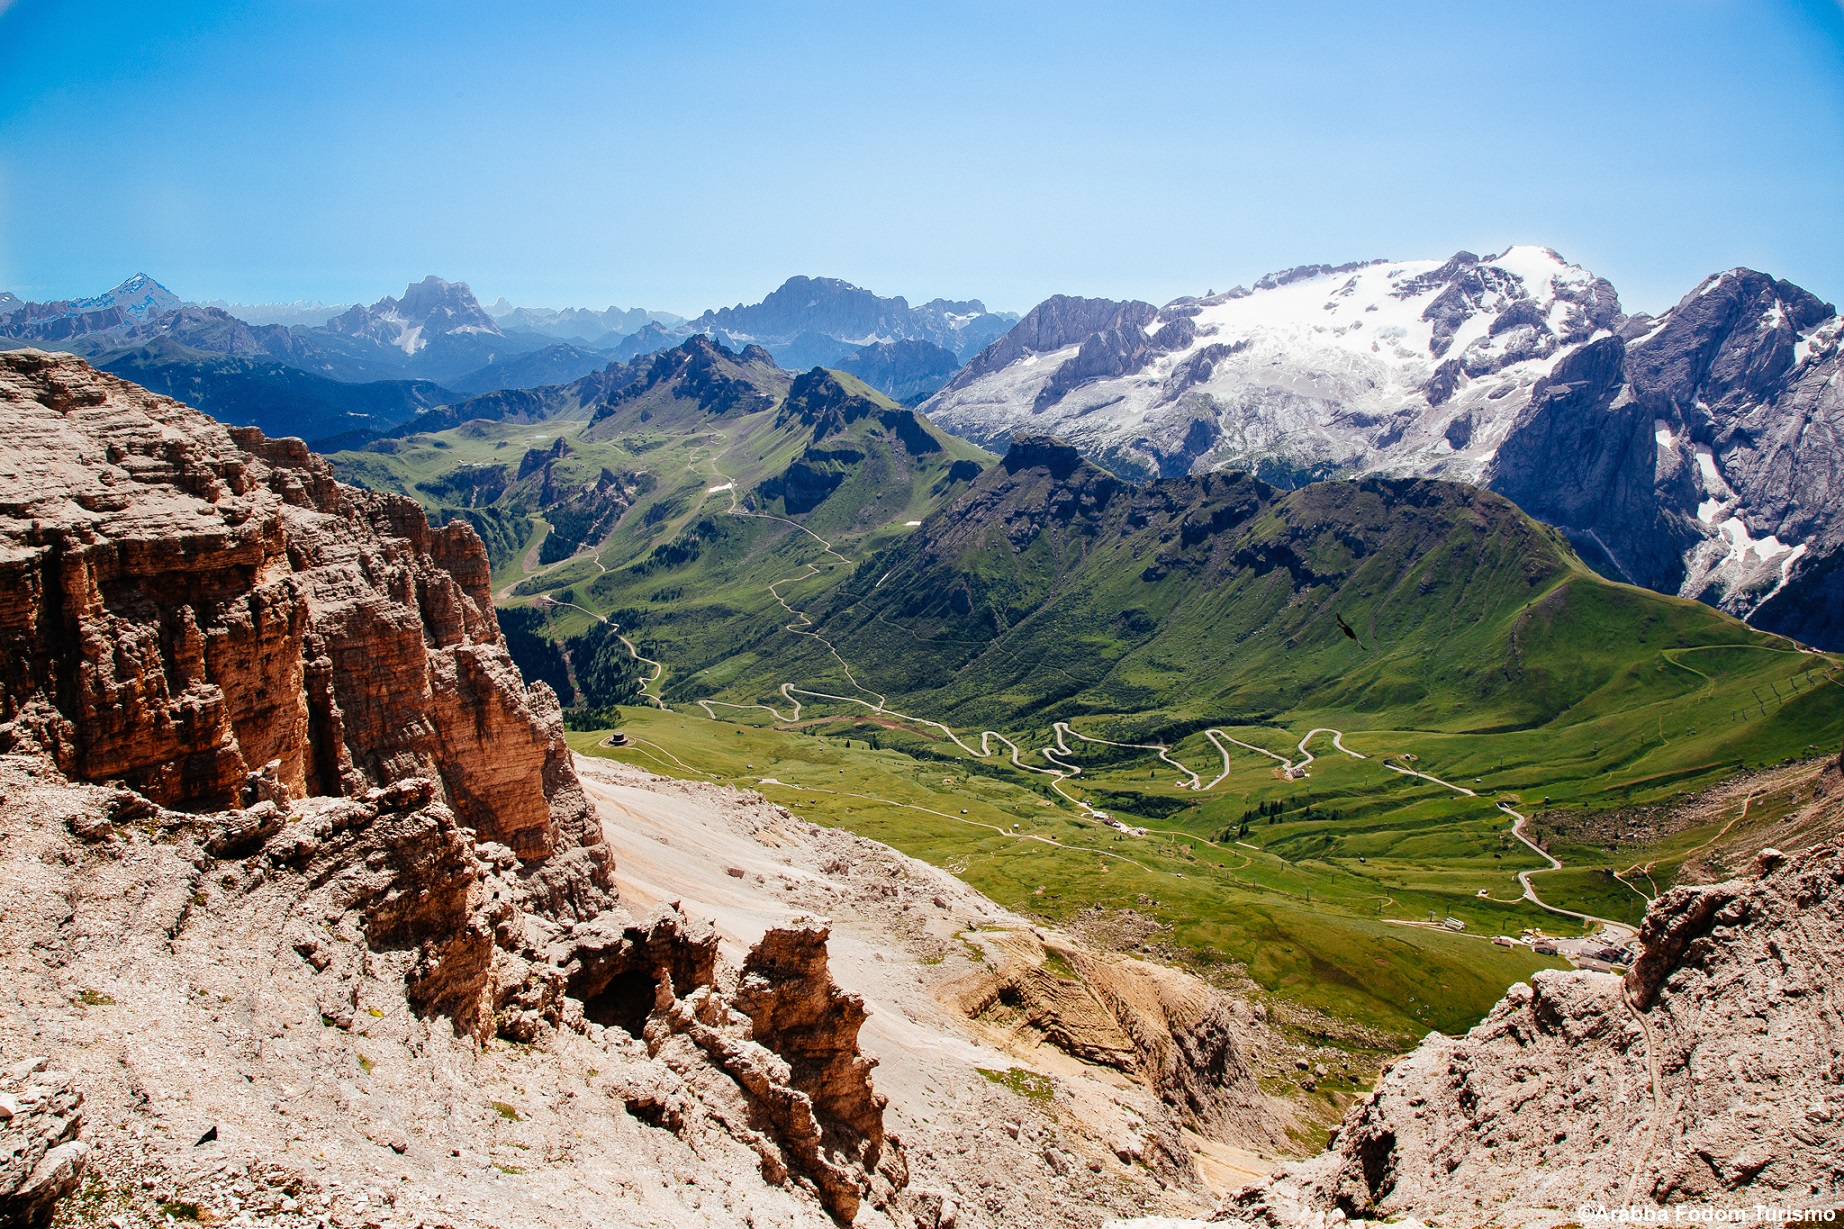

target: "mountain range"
[482,297,686,343]
[4,343,1840,1229]
[317,317,1839,1047]
[0,272,1012,442]
[918,248,1844,651]
[8,251,1841,649]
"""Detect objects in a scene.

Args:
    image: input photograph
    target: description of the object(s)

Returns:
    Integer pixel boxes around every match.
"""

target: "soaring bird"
[1336,613,1368,649]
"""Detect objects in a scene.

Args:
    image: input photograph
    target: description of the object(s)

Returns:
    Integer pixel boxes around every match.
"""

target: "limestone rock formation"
[0,745,909,1227]
[0,1060,89,1229]
[0,348,609,910]
[628,917,907,1224]
[732,921,896,1217]
[1214,840,1844,1227]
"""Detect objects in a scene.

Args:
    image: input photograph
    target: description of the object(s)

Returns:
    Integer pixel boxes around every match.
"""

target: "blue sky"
[1,1,1841,316]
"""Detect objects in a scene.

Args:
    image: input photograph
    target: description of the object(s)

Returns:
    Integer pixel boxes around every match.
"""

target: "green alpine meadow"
[328,338,1843,1041]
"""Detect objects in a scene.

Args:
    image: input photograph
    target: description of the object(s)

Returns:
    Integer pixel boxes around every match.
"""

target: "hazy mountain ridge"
[689,274,1018,362]
[483,298,685,342]
[202,298,352,328]
[94,338,453,445]
[0,273,1005,432]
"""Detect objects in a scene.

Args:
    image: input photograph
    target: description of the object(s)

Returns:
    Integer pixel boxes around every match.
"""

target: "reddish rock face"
[0,350,601,879]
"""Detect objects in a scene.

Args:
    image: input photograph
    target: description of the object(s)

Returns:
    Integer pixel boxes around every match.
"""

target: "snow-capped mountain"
[1493,268,1844,648]
[81,272,184,322]
[924,247,1620,480]
[922,249,1844,649]
[327,275,501,354]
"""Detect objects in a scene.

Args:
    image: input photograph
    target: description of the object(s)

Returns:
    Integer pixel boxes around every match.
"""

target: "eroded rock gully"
[1213,840,1844,1228]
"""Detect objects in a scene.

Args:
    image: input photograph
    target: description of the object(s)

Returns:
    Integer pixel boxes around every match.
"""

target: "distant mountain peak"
[328,275,500,354]
[688,275,1018,362]
[0,273,184,338]
[87,273,183,322]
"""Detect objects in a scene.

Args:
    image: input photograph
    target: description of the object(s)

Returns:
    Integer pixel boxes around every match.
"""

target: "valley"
[5,309,1841,1229]
[12,6,1844,1221]
[319,334,1844,1049]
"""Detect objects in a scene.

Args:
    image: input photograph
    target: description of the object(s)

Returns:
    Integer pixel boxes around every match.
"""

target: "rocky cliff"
[1214,839,1844,1227]
[0,351,907,1227]
[0,348,608,903]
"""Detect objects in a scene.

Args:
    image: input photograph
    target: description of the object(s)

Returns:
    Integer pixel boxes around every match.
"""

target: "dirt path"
[1047,721,1202,791]
[534,591,667,710]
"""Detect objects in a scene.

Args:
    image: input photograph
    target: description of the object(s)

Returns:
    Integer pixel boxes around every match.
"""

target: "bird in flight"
[1336,613,1368,650]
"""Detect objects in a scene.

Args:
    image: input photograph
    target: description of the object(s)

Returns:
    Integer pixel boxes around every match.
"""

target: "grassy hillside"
[558,435,1842,1036]
[572,709,1574,1040]
[325,337,992,694]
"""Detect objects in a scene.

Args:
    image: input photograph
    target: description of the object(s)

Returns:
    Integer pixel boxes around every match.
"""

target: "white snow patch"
[1791,317,1841,368]
[1717,516,1797,565]
[1654,419,1676,449]
[1693,446,1735,500]
[925,248,1610,491]
[707,482,734,493]
[1759,542,1810,607]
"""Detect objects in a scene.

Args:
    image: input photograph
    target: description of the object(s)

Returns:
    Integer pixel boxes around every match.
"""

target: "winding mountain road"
[542,451,1634,942]
[1496,800,1636,944]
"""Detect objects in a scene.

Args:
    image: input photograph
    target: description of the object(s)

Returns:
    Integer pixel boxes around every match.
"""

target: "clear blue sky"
[2,1,1841,317]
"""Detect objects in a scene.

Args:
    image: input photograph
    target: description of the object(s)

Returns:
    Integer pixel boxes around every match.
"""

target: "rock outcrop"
[945,930,1288,1159]
[547,907,904,1221]
[629,918,905,1224]
[0,348,608,905]
[0,1060,89,1229]
[1215,840,1844,1227]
